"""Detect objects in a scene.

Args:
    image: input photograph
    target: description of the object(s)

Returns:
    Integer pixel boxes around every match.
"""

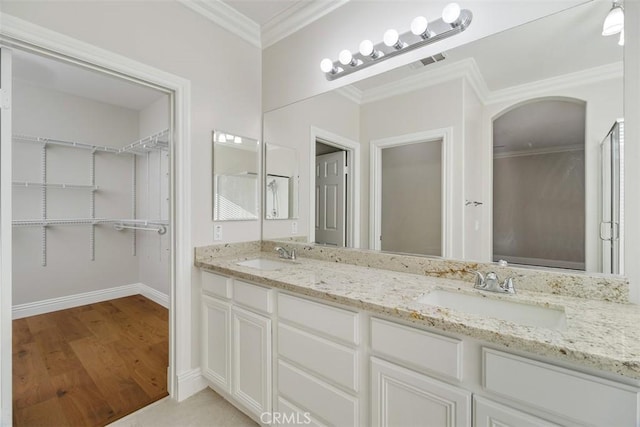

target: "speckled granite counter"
[195,247,640,382]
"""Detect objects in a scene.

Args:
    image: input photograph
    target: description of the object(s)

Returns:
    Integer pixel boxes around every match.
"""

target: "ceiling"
[12,49,167,111]
[222,0,300,26]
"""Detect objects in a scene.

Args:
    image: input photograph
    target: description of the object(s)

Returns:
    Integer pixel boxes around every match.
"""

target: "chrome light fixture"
[320,2,472,81]
[602,1,624,36]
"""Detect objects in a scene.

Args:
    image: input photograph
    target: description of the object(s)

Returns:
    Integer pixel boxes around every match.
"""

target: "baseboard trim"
[176,368,208,402]
[12,283,170,319]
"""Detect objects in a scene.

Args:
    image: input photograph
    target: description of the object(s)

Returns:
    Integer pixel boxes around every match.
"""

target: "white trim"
[262,0,350,48]
[354,58,489,105]
[0,46,13,427]
[370,128,453,258]
[11,283,170,319]
[493,143,584,159]
[176,368,208,402]
[344,59,622,107]
[493,255,585,271]
[177,0,261,48]
[309,126,361,248]
[486,61,624,105]
[0,13,193,402]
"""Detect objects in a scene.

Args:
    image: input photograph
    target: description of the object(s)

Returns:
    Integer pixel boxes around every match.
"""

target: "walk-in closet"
[10,48,172,426]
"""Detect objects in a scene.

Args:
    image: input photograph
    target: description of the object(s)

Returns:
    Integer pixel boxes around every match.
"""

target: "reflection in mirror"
[262,2,623,275]
[265,144,299,220]
[212,130,259,221]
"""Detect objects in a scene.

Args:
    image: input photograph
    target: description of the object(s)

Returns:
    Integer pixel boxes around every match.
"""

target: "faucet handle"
[502,277,516,294]
[473,271,485,289]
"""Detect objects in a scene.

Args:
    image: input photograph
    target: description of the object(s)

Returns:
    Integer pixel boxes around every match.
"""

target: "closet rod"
[113,223,167,235]
[12,181,98,190]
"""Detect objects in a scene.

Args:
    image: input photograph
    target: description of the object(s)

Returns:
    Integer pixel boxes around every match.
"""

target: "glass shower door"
[601,119,624,275]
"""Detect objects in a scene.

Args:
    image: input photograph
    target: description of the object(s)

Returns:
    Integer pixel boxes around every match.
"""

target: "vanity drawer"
[277,397,326,427]
[278,293,359,345]
[278,323,359,392]
[371,317,463,381]
[233,280,273,314]
[201,270,232,299]
[278,360,358,427]
[483,348,640,426]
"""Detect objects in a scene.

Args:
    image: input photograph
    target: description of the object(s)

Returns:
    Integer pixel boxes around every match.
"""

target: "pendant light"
[602,2,624,36]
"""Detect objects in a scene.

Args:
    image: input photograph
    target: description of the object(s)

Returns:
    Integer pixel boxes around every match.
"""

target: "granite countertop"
[196,251,640,382]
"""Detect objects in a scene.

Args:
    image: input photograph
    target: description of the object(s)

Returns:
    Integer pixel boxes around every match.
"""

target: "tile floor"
[108,388,257,427]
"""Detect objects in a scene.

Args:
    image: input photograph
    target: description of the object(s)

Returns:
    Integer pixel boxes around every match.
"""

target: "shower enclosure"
[601,119,624,275]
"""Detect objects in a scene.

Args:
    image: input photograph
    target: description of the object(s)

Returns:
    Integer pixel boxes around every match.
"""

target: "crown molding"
[493,143,584,159]
[262,0,350,49]
[485,61,624,105]
[351,58,487,105]
[335,85,363,104]
[338,58,622,107]
[177,0,261,48]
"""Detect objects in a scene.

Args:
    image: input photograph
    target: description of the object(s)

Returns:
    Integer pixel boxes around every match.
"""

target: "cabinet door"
[474,396,560,427]
[201,295,231,392]
[371,357,471,427]
[232,306,272,417]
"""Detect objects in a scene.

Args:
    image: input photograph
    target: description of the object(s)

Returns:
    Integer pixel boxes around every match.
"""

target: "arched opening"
[492,97,586,270]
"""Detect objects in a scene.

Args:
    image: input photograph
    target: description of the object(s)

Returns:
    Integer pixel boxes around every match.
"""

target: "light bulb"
[618,28,625,46]
[602,3,624,36]
[359,39,374,56]
[383,29,402,49]
[339,49,354,66]
[411,16,429,36]
[442,3,461,24]
[234,136,242,144]
[320,58,335,73]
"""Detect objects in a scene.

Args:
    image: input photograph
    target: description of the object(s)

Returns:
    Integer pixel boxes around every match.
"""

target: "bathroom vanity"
[195,242,640,427]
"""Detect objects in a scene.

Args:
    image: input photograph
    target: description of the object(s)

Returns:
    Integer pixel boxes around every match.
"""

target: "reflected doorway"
[492,98,586,270]
[315,141,347,246]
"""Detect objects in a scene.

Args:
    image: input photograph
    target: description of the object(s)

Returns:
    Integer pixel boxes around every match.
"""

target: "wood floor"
[12,295,169,427]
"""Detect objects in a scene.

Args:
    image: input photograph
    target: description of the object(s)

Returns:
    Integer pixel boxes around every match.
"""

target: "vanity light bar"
[320,3,472,81]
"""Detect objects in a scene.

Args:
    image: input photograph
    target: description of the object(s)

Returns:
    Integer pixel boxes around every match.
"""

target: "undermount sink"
[236,258,294,271]
[417,289,567,331]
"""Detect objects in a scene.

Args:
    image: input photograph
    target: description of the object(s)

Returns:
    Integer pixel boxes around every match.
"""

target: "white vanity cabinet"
[370,318,471,427]
[201,270,272,421]
[275,293,362,426]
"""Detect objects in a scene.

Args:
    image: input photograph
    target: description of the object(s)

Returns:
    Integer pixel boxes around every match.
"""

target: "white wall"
[12,80,140,305]
[138,96,171,297]
[263,90,360,240]
[262,0,586,111]
[360,79,465,255]
[462,79,484,261]
[2,0,262,370]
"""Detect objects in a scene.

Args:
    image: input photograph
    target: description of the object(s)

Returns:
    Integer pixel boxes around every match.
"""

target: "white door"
[371,357,471,427]
[232,306,272,417]
[201,295,231,392]
[315,151,346,247]
[0,46,13,426]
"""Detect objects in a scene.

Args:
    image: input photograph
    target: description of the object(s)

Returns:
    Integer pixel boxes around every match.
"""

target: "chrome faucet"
[274,246,296,260]
[473,271,515,294]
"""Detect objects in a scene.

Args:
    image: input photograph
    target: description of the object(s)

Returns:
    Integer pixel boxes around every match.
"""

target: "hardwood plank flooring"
[13,295,169,427]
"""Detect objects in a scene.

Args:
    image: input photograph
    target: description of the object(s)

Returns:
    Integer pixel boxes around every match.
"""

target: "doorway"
[370,129,452,257]
[309,127,360,248]
[1,20,191,423]
[492,98,586,270]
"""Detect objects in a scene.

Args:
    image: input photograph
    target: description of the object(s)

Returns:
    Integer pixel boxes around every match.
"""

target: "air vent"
[409,52,447,69]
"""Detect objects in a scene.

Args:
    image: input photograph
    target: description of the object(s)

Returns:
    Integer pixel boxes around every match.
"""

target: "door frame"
[309,126,360,248]
[0,14,194,419]
[370,128,453,257]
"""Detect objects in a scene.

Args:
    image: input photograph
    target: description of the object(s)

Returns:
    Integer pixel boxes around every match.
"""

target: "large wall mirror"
[212,130,260,221]
[262,1,624,276]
